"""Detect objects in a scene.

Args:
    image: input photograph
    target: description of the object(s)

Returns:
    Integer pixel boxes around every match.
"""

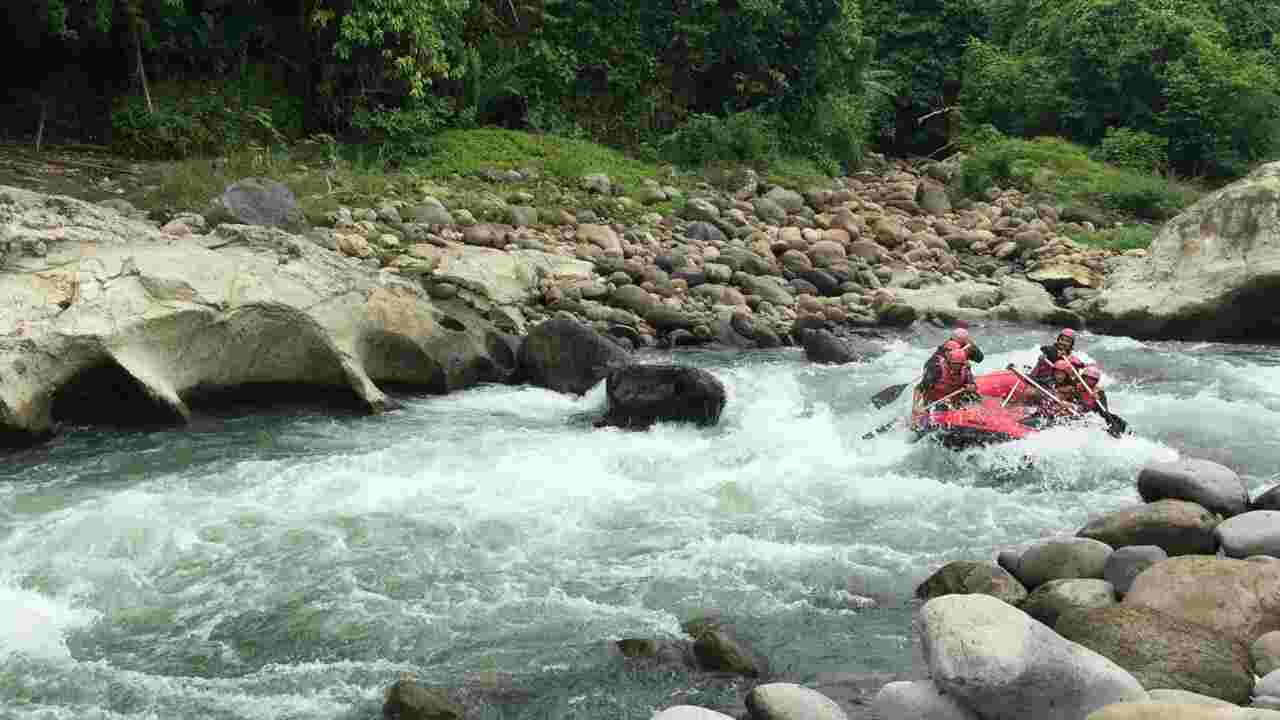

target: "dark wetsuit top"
[1029,344,1071,384]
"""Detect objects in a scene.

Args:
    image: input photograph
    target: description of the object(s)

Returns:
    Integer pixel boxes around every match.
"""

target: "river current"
[2,324,1278,719]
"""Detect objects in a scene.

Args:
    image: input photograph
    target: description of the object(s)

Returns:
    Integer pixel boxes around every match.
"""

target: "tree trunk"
[133,22,154,115]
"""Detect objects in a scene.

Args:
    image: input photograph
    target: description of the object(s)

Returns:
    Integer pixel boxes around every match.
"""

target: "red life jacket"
[925,356,972,403]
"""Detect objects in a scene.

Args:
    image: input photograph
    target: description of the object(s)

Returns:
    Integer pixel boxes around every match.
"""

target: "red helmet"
[1060,328,1075,338]
[1082,365,1101,383]
[1069,356,1086,368]
[946,348,969,365]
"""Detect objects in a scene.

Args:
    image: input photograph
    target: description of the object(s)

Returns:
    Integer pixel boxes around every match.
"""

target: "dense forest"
[3,0,1278,179]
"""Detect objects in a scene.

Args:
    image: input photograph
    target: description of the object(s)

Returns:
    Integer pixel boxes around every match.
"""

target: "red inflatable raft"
[910,389,1039,449]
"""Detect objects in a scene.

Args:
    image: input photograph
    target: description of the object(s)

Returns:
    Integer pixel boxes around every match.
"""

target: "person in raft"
[1077,365,1110,414]
[1029,328,1081,385]
[1025,359,1084,426]
[922,327,984,376]
[920,346,979,408]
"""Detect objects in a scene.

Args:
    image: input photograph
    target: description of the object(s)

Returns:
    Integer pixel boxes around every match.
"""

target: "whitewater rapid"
[1,324,1277,718]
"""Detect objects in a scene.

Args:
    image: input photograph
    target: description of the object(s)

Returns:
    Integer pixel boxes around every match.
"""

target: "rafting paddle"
[860,386,971,439]
[871,379,917,409]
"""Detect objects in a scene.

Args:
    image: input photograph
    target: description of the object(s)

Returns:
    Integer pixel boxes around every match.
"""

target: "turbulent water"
[2,324,1278,719]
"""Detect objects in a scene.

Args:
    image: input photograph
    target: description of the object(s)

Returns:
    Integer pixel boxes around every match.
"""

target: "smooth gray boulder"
[1085,161,1280,340]
[1,186,520,443]
[1124,555,1280,642]
[1015,537,1113,589]
[205,177,305,231]
[1077,500,1219,556]
[1104,545,1169,595]
[920,594,1147,720]
[1216,511,1280,559]
[652,707,736,720]
[871,680,978,720]
[1088,703,1280,719]
[746,683,848,720]
[1138,459,1249,517]
[1021,578,1116,629]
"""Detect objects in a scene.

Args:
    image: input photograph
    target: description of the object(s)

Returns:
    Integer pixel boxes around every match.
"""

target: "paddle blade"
[871,383,910,408]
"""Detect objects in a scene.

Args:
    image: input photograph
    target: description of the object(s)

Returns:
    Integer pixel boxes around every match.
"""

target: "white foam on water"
[0,580,99,662]
[1,331,1276,718]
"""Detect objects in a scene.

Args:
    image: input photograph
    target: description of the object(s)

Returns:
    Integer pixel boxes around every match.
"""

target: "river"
[2,324,1278,719]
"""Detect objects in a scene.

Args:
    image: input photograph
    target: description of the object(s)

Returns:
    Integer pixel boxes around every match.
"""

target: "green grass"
[956,136,1203,221]
[129,127,836,225]
[1067,224,1158,251]
[409,128,668,194]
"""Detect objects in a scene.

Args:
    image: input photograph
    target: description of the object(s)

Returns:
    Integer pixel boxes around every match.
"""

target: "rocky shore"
[2,155,1140,444]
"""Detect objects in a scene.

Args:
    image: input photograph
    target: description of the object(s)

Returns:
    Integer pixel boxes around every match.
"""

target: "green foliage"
[319,0,471,98]
[956,136,1201,220]
[411,128,663,193]
[109,69,303,160]
[1096,127,1168,173]
[960,0,1280,177]
[657,112,783,168]
[860,0,991,149]
[349,96,455,162]
[1068,224,1158,251]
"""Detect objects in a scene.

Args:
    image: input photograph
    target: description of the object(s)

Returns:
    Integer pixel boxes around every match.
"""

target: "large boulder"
[0,187,516,444]
[919,594,1147,720]
[597,364,727,430]
[1014,537,1113,589]
[871,680,979,720]
[1021,579,1116,629]
[1056,606,1254,704]
[382,678,464,720]
[745,683,848,720]
[915,560,1029,606]
[800,329,864,365]
[1123,555,1280,642]
[890,277,1081,327]
[1085,161,1280,340]
[517,317,631,395]
[1215,511,1280,559]
[205,177,306,231]
[1137,459,1250,518]
[652,707,737,720]
[1076,500,1220,556]
[1087,703,1280,719]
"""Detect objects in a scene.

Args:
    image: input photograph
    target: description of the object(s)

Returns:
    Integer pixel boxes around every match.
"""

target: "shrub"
[1096,127,1168,174]
[657,112,784,168]
[1068,225,1157,251]
[955,136,1200,220]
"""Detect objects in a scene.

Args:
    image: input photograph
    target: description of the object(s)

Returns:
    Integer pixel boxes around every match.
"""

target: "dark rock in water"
[916,560,1028,606]
[791,315,830,338]
[801,328,861,365]
[683,615,768,678]
[205,177,305,232]
[383,678,464,720]
[729,313,781,348]
[517,317,631,395]
[997,550,1022,576]
[606,323,643,350]
[485,332,522,384]
[598,364,726,429]
[615,638,697,672]
[663,329,703,348]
